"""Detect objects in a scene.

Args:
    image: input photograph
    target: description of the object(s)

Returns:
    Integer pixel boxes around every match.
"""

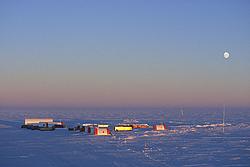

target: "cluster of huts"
[21,118,168,136]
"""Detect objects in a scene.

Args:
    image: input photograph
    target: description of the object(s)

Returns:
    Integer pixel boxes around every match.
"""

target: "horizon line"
[1,105,250,110]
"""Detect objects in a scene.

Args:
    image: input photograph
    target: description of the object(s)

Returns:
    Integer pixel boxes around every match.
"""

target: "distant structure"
[79,124,111,136]
[22,118,65,130]
[114,124,133,131]
[94,127,111,136]
[24,118,53,125]
[180,108,184,117]
[131,124,150,129]
[153,124,167,131]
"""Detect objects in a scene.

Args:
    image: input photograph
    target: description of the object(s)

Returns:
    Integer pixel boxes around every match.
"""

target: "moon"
[224,51,230,59]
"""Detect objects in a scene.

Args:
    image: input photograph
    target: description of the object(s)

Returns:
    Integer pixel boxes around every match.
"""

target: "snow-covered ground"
[0,108,250,167]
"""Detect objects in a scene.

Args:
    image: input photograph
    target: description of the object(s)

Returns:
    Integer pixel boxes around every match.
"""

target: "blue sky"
[0,0,249,107]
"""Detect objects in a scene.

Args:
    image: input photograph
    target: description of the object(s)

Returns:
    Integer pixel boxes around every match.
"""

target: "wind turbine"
[222,51,230,132]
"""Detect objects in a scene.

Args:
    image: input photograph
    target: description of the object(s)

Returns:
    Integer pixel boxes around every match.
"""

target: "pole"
[223,104,225,133]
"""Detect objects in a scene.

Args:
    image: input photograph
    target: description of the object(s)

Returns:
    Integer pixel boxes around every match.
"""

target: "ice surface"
[0,108,250,167]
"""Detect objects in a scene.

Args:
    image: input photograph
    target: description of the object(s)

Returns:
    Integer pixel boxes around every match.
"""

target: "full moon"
[224,51,230,59]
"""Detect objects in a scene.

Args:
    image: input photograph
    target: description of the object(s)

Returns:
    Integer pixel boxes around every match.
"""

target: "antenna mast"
[222,104,226,133]
[223,104,225,125]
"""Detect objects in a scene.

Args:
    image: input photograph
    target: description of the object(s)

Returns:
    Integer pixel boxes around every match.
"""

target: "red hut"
[94,127,111,136]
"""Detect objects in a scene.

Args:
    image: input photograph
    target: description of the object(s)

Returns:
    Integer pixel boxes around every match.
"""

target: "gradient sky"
[0,0,250,108]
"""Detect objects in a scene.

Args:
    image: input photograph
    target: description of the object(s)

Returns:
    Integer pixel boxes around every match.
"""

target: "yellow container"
[114,126,133,131]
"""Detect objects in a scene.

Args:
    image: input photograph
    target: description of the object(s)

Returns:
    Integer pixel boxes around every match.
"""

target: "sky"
[0,0,250,108]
